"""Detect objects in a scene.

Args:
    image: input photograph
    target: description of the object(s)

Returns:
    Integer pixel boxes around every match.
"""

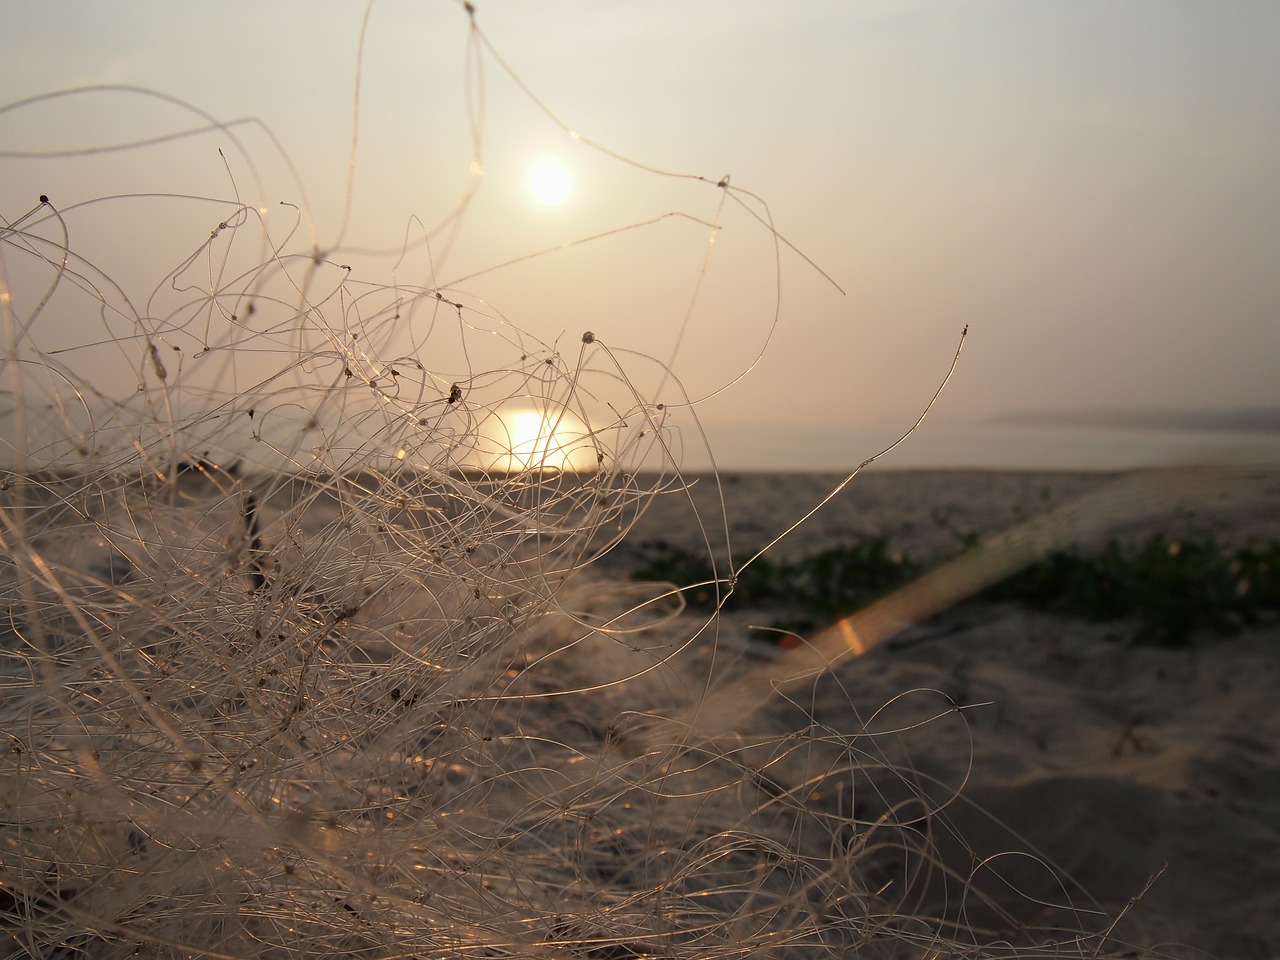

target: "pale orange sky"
[3,2,1278,471]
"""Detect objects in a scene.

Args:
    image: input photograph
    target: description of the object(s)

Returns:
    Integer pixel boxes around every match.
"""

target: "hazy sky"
[3,1,1278,471]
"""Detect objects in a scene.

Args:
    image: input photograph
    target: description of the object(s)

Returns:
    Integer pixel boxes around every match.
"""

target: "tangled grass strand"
[0,9,1180,958]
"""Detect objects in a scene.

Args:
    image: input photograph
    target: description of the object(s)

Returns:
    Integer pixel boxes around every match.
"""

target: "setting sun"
[527,155,571,206]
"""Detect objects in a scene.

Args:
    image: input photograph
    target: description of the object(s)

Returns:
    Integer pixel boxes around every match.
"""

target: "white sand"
[620,467,1280,958]
[3,465,1276,958]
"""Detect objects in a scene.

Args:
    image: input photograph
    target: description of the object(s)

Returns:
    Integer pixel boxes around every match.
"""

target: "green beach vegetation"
[632,531,1280,647]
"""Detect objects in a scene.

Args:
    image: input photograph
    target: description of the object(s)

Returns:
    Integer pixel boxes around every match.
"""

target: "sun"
[527,155,571,206]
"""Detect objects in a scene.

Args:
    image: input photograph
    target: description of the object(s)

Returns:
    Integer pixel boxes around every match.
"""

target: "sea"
[688,420,1280,473]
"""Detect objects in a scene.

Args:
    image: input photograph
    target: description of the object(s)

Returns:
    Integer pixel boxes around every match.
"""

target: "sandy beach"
[596,467,1279,567]
[605,466,1280,957]
[3,464,1277,958]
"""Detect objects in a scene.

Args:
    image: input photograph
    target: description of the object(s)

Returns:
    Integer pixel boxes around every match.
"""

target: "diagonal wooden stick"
[669,465,1254,743]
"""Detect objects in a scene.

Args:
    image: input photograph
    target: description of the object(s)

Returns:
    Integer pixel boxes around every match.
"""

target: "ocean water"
[695,420,1280,473]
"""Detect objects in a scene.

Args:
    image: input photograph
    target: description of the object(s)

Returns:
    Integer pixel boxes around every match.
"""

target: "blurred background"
[3,1,1278,471]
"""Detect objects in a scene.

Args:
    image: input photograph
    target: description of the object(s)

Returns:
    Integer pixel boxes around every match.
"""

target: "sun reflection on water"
[472,404,598,474]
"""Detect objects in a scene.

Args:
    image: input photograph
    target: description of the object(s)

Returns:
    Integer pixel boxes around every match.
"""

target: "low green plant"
[634,532,1280,647]
[985,534,1280,645]
[632,537,921,634]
